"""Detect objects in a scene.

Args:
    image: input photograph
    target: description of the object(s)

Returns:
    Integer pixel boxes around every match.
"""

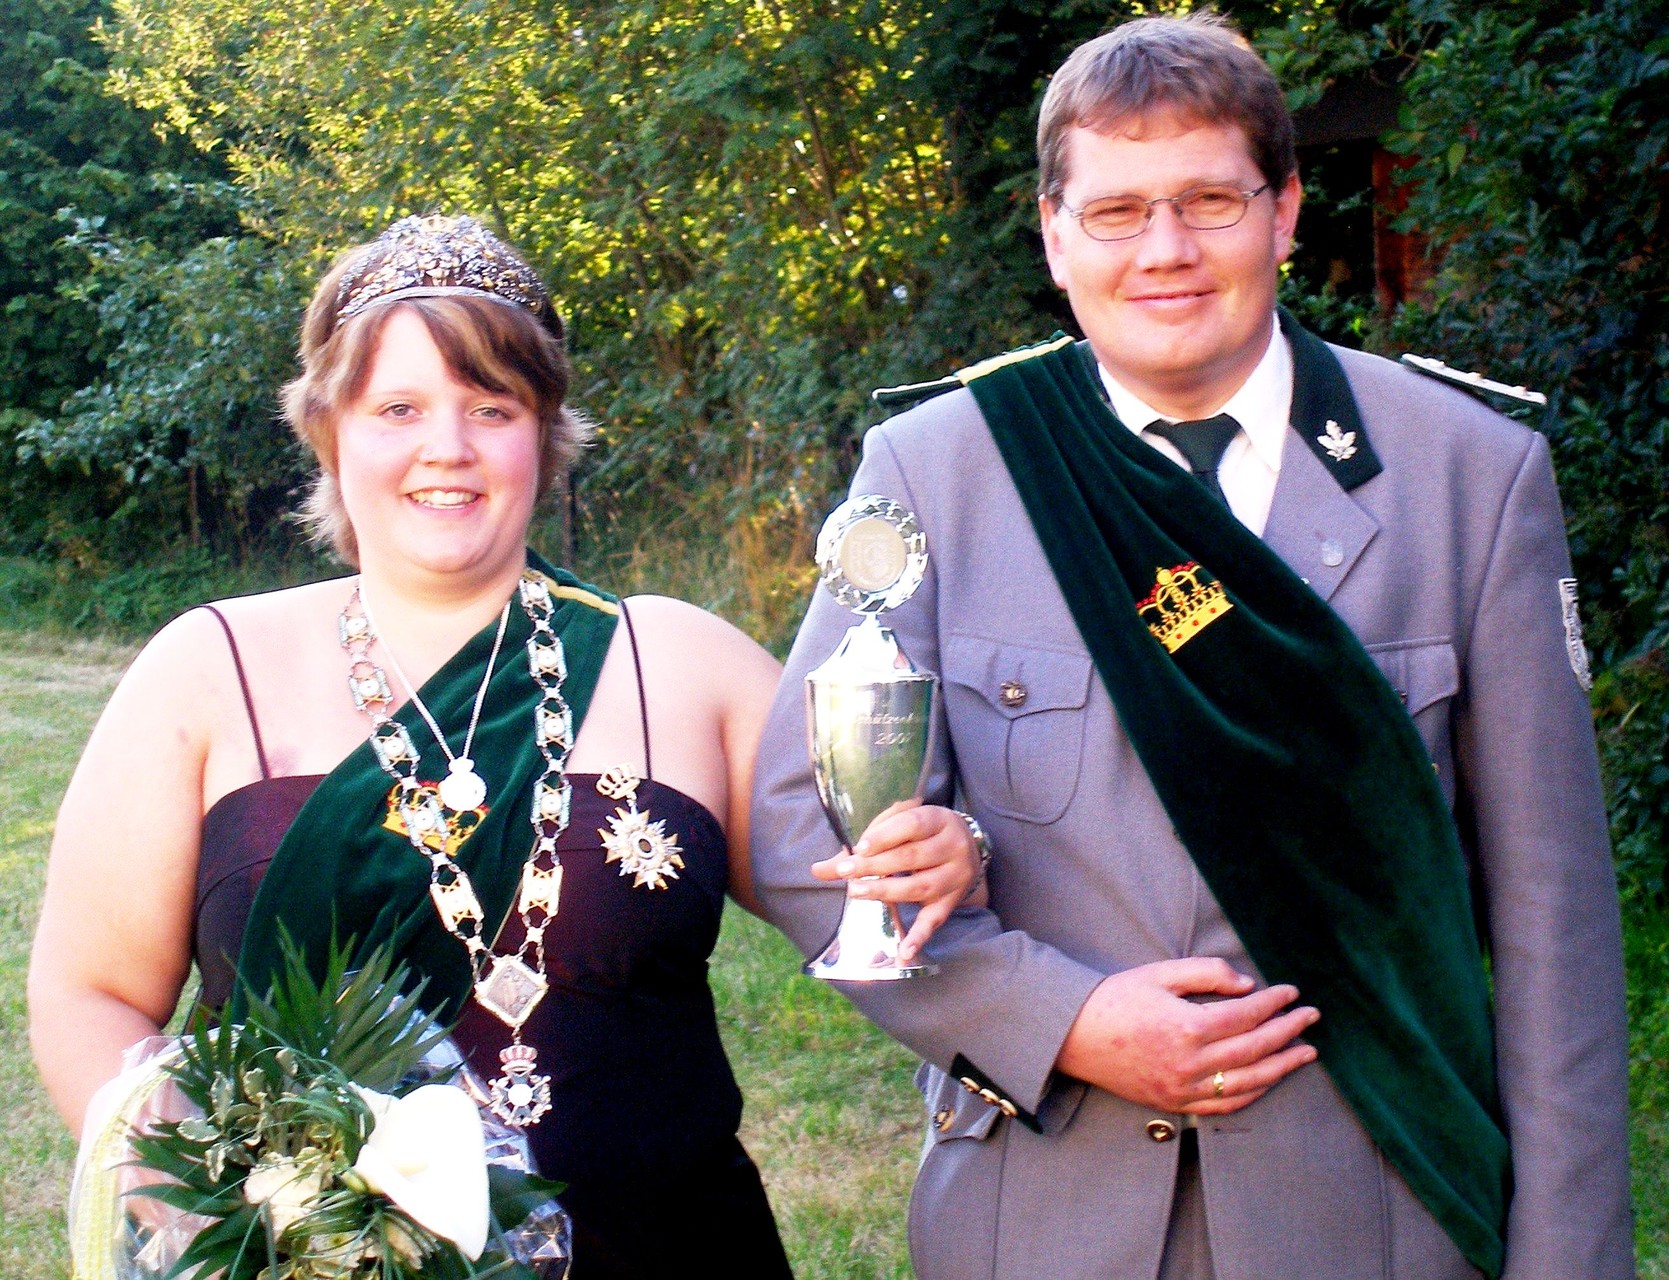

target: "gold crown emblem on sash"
[1137,561,1233,653]
[382,782,486,857]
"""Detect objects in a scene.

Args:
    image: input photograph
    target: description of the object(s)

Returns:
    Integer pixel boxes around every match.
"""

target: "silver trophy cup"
[803,495,939,981]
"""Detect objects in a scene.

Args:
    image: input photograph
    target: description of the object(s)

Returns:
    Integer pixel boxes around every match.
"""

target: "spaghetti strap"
[200,604,273,781]
[619,599,652,780]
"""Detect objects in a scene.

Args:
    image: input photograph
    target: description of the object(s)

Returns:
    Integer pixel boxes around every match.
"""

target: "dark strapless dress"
[192,773,793,1280]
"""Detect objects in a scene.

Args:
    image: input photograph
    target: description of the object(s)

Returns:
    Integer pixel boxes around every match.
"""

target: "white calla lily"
[350,1085,489,1259]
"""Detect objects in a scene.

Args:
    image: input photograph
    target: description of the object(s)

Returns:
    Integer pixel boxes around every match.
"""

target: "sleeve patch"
[1558,578,1593,691]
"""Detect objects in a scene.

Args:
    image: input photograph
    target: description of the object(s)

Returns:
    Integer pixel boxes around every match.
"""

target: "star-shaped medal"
[600,805,686,890]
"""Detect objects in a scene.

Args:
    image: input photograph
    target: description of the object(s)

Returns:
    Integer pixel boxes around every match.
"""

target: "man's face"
[1040,115,1301,421]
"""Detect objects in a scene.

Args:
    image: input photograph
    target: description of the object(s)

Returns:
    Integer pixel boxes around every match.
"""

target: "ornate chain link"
[516,570,574,984]
[341,571,574,996]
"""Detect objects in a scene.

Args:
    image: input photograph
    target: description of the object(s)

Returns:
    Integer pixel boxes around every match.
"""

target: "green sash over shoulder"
[955,328,1509,1276]
[235,552,620,1024]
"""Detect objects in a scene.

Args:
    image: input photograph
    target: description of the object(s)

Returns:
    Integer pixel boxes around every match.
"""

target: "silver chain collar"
[339,568,574,1127]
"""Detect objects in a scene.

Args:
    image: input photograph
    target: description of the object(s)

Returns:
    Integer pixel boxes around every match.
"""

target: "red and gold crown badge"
[1136,561,1233,653]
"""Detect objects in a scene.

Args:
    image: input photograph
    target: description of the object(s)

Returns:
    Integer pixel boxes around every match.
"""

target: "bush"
[1376,0,1669,893]
[0,542,334,640]
[18,226,309,559]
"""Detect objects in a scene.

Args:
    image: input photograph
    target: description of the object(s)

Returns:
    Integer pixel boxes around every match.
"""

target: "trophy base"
[803,949,938,981]
[802,899,939,982]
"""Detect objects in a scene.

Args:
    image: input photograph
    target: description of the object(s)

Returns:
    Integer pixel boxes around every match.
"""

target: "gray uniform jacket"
[749,341,1633,1280]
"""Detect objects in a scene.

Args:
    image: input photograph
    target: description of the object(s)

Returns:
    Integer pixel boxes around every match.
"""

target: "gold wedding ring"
[1212,1070,1226,1098]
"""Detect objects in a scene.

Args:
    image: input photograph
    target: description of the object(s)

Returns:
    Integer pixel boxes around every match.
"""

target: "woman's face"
[335,307,541,593]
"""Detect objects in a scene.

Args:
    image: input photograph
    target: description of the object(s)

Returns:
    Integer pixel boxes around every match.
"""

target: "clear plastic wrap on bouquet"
[68,1035,206,1279]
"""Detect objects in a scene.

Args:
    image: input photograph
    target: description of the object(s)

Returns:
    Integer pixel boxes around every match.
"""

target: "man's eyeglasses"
[1059,183,1271,242]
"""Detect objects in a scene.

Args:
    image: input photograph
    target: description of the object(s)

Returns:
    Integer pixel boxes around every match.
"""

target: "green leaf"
[485,1165,567,1226]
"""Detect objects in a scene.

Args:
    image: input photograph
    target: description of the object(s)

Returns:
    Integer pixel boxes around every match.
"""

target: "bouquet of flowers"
[68,938,570,1279]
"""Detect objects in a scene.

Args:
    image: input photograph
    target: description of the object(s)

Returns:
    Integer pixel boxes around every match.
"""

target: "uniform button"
[997,1098,1018,1118]
[1146,1119,1178,1143]
[999,680,1028,708]
[933,1106,956,1132]
[959,1076,982,1095]
[1320,538,1345,568]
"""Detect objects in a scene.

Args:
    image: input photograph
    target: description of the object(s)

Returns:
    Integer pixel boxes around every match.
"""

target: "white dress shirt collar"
[1097,322,1293,535]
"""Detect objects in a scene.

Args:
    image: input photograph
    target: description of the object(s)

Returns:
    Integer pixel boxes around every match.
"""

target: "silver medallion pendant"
[489,1043,553,1127]
[439,757,489,812]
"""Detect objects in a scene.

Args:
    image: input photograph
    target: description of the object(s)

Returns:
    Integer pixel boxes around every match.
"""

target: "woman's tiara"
[334,215,553,328]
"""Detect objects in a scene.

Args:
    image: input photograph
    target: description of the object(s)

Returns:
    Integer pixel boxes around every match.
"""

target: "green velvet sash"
[234,552,620,1024]
[958,332,1509,1276]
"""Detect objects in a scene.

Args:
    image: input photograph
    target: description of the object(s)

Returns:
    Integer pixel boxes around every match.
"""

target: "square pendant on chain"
[475,955,548,1029]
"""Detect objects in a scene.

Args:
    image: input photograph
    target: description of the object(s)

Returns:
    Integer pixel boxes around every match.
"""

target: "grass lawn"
[1,634,132,1280]
[2,626,1663,1277]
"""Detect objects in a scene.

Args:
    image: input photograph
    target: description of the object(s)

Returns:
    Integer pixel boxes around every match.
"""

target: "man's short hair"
[1036,12,1296,203]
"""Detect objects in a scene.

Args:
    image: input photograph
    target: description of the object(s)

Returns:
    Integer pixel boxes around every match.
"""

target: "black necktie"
[1146,414,1241,507]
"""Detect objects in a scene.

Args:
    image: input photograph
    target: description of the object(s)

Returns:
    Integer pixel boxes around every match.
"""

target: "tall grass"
[561,485,820,660]
[1627,895,1669,1278]
[1,481,819,660]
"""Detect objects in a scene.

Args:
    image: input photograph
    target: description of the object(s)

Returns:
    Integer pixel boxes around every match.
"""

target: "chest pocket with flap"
[942,632,1094,825]
[1364,637,1461,802]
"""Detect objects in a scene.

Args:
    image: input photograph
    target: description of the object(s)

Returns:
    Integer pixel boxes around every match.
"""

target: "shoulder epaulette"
[870,374,962,410]
[871,334,1079,412]
[1400,354,1547,405]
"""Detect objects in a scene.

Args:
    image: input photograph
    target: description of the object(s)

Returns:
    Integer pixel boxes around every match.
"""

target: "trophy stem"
[803,895,937,980]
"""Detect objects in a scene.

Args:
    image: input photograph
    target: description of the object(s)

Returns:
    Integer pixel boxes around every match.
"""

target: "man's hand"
[810,800,989,962]
[1055,959,1319,1114]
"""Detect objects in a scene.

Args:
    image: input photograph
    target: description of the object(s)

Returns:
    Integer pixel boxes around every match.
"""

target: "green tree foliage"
[19,226,307,552]
[0,0,278,560]
[93,0,1251,519]
[0,0,242,554]
[1377,0,1669,893]
[97,0,986,522]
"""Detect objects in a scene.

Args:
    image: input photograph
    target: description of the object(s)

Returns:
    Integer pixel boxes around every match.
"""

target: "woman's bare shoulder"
[614,595,782,747]
[621,594,779,670]
[117,577,351,703]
